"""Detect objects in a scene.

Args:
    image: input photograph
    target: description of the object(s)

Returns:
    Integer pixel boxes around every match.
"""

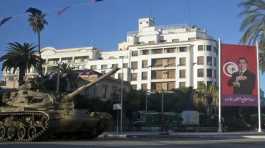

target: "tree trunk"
[18,67,26,86]
[38,31,41,58]
[38,31,44,76]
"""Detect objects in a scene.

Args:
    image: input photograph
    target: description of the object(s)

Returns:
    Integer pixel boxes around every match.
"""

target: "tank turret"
[0,68,119,141]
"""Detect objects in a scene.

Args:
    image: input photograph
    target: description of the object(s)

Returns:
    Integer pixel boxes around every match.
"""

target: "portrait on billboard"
[221,44,258,107]
[228,57,256,95]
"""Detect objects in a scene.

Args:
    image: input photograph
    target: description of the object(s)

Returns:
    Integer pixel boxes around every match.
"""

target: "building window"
[197,56,204,65]
[91,65,97,70]
[131,73,137,81]
[151,82,168,91]
[179,70,186,78]
[61,57,72,63]
[213,70,216,78]
[168,70,175,79]
[207,68,212,78]
[132,51,138,56]
[123,63,128,68]
[197,69,204,77]
[101,64,107,70]
[152,59,162,67]
[160,39,166,43]
[112,64,118,68]
[152,70,175,79]
[142,72,147,80]
[214,47,218,53]
[131,61,138,70]
[197,81,205,88]
[132,85,137,90]
[142,50,149,55]
[206,45,211,51]
[8,76,14,81]
[214,57,217,66]
[102,85,108,98]
[172,39,179,42]
[75,56,88,63]
[165,47,176,53]
[148,41,155,44]
[142,60,148,68]
[47,66,57,73]
[179,47,187,52]
[168,82,175,90]
[141,83,147,91]
[152,48,163,54]
[167,58,176,67]
[207,56,212,66]
[48,58,59,65]
[207,81,212,86]
[179,57,186,66]
[179,82,185,88]
[198,45,204,51]
[152,58,175,67]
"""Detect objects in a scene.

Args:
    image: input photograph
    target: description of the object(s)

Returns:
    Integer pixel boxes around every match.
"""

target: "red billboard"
[221,44,258,106]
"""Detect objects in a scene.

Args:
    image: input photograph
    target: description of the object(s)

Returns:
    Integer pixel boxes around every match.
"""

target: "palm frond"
[0,42,43,85]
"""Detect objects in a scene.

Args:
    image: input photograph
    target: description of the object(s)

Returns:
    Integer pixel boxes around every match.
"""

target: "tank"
[0,68,119,142]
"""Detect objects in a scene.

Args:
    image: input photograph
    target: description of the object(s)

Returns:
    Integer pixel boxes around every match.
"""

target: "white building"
[2,17,218,92]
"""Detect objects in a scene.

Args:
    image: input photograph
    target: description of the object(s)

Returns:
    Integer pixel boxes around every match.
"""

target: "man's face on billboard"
[238,59,248,71]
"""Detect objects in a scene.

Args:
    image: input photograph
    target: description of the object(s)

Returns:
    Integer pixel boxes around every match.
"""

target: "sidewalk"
[99,131,265,139]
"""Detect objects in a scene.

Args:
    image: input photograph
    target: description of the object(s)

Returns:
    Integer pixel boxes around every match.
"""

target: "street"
[1,138,265,148]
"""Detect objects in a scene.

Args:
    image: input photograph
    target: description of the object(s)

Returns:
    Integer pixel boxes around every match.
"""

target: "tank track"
[0,111,49,142]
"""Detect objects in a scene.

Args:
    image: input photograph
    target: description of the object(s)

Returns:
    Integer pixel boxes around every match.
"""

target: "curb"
[99,132,265,140]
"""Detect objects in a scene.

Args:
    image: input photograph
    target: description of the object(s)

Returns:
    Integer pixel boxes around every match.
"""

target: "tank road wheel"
[17,125,26,140]
[0,123,5,140]
[27,126,36,140]
[6,126,16,140]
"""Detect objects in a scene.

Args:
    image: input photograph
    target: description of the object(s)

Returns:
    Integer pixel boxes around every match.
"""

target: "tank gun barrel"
[63,67,120,101]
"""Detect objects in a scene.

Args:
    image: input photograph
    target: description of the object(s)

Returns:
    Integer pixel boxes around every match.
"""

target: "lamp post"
[160,90,167,134]
[145,92,148,112]
[56,62,63,94]
[145,91,153,112]
[120,56,124,134]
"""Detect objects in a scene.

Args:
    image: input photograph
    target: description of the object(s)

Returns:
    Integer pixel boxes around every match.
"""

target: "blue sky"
[0,0,264,92]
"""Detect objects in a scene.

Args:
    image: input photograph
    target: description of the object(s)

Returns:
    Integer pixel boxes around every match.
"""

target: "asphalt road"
[1,138,265,148]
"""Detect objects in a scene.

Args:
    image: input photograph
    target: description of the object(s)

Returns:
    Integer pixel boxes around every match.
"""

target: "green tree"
[26,7,48,58]
[194,83,218,114]
[239,0,265,72]
[0,42,42,85]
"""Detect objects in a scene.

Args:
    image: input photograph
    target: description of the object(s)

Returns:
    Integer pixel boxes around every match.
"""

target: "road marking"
[243,136,265,139]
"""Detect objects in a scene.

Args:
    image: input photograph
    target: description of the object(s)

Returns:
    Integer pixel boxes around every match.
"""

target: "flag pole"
[256,41,262,133]
[218,38,222,132]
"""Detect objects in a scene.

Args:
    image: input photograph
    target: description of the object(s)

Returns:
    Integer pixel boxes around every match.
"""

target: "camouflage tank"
[0,68,119,142]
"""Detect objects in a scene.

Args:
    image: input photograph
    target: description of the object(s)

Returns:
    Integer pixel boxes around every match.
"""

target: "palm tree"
[239,0,265,72]
[195,83,218,114]
[26,7,48,58]
[0,42,43,85]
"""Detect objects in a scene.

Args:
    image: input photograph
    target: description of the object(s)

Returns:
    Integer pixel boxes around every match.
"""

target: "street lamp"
[56,61,63,94]
[145,91,153,112]
[145,92,148,112]
[160,89,168,134]
[120,56,124,134]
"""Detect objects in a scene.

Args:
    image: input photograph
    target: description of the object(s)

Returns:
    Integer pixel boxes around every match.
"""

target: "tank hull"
[0,110,112,142]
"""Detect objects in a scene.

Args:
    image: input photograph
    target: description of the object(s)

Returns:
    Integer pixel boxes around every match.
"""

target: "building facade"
[2,17,218,92]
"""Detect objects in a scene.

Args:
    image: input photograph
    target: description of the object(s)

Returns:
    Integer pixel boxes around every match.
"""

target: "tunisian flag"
[221,44,258,107]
